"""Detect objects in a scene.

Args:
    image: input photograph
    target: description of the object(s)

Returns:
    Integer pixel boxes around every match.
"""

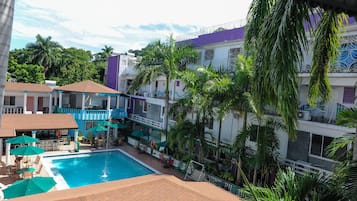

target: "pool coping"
[41,149,161,190]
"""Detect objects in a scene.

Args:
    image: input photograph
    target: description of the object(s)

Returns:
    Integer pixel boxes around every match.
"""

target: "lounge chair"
[23,171,33,179]
[33,155,41,166]
[34,164,43,175]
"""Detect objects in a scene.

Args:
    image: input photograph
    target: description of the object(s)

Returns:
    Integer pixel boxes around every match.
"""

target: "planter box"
[128,137,139,147]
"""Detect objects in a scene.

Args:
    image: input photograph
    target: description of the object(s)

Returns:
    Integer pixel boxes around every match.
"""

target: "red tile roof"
[55,80,121,94]
[1,114,78,132]
[5,82,52,93]
[10,175,242,201]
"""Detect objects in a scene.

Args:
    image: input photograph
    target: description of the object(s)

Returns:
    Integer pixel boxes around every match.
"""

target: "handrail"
[282,159,332,177]
[129,114,163,129]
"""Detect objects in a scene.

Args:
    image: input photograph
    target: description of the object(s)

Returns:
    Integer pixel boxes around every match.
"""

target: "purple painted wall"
[179,17,356,48]
[106,55,120,90]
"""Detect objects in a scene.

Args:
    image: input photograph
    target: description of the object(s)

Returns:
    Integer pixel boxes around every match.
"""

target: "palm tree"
[0,0,15,127]
[171,65,221,161]
[245,0,349,138]
[130,35,197,136]
[26,34,62,78]
[101,45,113,59]
[243,168,342,201]
[336,108,357,160]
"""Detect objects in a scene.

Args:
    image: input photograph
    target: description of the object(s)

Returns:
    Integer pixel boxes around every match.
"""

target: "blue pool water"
[49,150,155,188]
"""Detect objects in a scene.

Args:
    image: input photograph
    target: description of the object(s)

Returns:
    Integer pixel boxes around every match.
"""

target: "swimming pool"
[44,150,157,188]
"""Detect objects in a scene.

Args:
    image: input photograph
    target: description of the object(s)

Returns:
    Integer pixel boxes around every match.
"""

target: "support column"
[49,92,53,113]
[31,131,37,146]
[116,95,120,108]
[107,96,111,110]
[23,91,28,113]
[82,93,86,110]
[5,143,10,165]
[58,91,63,108]
[0,139,3,162]
[124,98,128,111]
[171,80,175,100]
[34,96,38,113]
[74,130,79,152]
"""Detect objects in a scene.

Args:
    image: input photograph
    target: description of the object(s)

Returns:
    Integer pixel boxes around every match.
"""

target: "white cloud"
[12,0,252,53]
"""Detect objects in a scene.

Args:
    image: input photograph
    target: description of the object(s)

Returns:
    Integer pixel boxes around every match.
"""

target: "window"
[310,134,343,160]
[343,87,355,104]
[143,102,150,113]
[4,96,15,106]
[196,51,202,64]
[228,48,241,69]
[204,49,214,61]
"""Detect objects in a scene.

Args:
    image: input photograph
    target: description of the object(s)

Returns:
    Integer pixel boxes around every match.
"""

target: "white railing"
[282,159,332,177]
[176,18,247,41]
[129,114,164,129]
[2,106,23,114]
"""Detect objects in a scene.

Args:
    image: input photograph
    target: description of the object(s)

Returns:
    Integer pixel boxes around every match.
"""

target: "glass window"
[204,49,214,61]
[143,102,148,113]
[228,48,241,70]
[4,96,15,105]
[322,136,333,158]
[310,134,322,156]
[343,87,355,104]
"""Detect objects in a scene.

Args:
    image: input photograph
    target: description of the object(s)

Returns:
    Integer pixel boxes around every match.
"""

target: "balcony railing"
[129,113,164,130]
[55,107,110,121]
[282,159,332,177]
[111,108,127,119]
[2,106,24,114]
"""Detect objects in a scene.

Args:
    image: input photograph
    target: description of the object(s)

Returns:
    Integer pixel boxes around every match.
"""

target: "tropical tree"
[26,34,62,78]
[336,108,357,160]
[58,47,98,85]
[7,56,45,83]
[93,45,114,83]
[0,0,15,127]
[171,65,224,161]
[245,0,353,139]
[130,35,197,136]
[167,120,198,160]
[243,168,343,201]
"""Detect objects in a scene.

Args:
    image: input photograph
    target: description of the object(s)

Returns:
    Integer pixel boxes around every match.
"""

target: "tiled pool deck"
[0,143,185,189]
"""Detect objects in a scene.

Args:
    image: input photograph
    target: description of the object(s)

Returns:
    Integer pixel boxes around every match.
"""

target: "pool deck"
[0,143,185,188]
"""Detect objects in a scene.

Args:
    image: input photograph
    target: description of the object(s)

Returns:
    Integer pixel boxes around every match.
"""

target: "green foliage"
[308,12,346,106]
[167,120,197,160]
[7,55,45,83]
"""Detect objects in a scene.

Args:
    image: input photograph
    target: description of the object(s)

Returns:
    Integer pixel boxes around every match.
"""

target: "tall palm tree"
[26,34,62,78]
[101,45,113,59]
[0,0,15,127]
[171,65,222,161]
[130,35,197,136]
[245,0,348,138]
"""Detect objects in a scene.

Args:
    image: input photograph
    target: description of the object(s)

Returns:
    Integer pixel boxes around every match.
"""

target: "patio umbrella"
[131,130,149,138]
[3,177,56,199]
[97,121,126,129]
[6,135,39,144]
[10,146,44,156]
[88,125,108,133]
[117,123,128,129]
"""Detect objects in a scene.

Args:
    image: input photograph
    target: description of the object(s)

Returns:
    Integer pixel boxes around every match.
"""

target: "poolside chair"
[34,164,43,176]
[33,155,41,166]
[23,171,33,179]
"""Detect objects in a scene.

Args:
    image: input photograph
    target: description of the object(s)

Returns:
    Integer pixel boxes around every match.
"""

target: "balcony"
[128,113,164,130]
[111,108,127,119]
[2,106,24,114]
[55,107,110,121]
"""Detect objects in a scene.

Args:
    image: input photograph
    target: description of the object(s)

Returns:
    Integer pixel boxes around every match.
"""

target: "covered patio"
[0,114,78,165]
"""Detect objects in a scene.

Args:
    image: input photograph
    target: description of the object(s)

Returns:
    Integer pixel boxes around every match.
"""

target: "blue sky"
[11,0,252,54]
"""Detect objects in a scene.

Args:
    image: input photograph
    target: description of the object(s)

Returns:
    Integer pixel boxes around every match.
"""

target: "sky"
[11,0,252,54]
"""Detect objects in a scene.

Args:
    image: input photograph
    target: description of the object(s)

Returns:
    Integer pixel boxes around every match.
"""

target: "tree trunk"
[0,0,15,128]
[353,127,357,161]
[216,119,222,160]
[164,77,170,138]
[236,111,248,184]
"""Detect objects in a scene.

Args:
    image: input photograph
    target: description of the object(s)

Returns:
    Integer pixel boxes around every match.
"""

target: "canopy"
[131,130,149,138]
[88,125,108,133]
[6,135,38,144]
[10,146,44,156]
[4,177,56,199]
[97,121,127,129]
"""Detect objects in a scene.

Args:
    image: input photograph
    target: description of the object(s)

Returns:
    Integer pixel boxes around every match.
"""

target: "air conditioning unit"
[298,110,311,121]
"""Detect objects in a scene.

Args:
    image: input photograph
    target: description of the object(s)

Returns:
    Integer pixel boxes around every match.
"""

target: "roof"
[55,80,121,94]
[5,82,52,93]
[0,128,15,137]
[0,114,78,133]
[9,175,242,201]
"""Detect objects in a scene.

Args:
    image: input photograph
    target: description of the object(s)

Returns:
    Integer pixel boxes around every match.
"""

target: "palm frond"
[308,11,346,106]
[336,108,357,127]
